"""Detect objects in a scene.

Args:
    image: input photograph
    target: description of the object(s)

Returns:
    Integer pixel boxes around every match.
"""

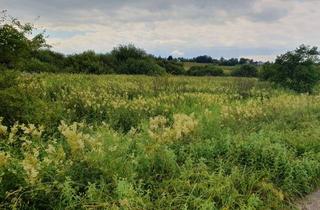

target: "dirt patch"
[298,190,320,210]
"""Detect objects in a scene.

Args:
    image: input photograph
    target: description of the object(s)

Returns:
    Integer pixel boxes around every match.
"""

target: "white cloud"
[170,50,184,57]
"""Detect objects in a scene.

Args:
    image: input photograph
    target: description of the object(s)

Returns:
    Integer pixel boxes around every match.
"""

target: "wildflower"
[8,122,19,143]
[58,121,85,155]
[0,118,7,136]
[22,153,40,185]
[21,124,44,138]
[0,151,10,167]
[171,113,198,140]
[148,113,198,142]
[45,144,56,154]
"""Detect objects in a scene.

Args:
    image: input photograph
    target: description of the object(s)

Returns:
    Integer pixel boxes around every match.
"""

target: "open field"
[1,73,320,209]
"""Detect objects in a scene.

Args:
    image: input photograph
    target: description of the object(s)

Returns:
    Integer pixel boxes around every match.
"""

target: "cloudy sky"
[1,0,320,61]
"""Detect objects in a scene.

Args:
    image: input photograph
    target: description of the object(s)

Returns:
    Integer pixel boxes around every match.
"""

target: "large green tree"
[0,10,47,69]
[260,45,320,93]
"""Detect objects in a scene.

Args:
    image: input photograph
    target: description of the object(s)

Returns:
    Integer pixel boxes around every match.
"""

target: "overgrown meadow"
[1,73,320,209]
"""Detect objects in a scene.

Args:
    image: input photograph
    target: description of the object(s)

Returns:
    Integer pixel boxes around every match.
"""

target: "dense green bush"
[260,45,320,93]
[231,64,258,77]
[111,44,147,63]
[20,58,60,73]
[65,51,110,74]
[32,49,66,69]
[0,70,28,124]
[119,58,166,75]
[158,60,185,75]
[187,65,224,76]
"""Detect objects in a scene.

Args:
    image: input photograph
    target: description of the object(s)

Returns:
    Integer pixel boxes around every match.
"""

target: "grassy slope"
[0,73,320,209]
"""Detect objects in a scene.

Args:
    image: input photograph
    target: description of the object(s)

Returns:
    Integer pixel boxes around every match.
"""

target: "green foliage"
[0,25,29,68]
[33,49,65,69]
[21,58,60,73]
[111,44,147,63]
[158,60,185,75]
[260,45,320,93]
[0,11,47,69]
[119,58,166,75]
[0,70,28,124]
[231,64,258,77]
[187,65,224,76]
[65,51,112,74]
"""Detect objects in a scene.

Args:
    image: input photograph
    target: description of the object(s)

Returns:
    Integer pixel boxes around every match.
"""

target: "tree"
[0,11,47,69]
[194,55,213,63]
[111,44,146,64]
[260,45,320,93]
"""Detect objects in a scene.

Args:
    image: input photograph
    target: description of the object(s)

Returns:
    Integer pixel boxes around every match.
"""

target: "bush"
[231,64,258,77]
[158,61,185,75]
[119,58,166,75]
[0,70,27,124]
[20,58,60,73]
[65,51,107,74]
[260,45,320,93]
[187,65,224,76]
[33,49,66,69]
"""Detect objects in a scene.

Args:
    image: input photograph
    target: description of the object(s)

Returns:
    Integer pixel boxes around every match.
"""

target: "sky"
[1,0,320,61]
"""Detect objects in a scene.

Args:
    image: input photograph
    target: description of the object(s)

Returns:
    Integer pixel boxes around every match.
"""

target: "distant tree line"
[174,55,261,66]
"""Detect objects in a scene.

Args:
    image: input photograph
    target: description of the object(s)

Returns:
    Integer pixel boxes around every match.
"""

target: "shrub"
[187,65,224,76]
[260,45,320,93]
[65,51,108,74]
[231,64,258,77]
[119,58,166,75]
[33,49,66,69]
[158,61,185,75]
[20,58,59,73]
[0,70,26,124]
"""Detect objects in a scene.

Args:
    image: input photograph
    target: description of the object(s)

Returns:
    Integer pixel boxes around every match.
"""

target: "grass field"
[1,73,320,209]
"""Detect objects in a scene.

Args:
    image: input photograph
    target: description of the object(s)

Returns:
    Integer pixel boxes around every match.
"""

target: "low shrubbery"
[20,58,60,73]
[119,58,166,75]
[0,70,30,124]
[187,65,224,76]
[231,64,258,77]
[158,60,185,75]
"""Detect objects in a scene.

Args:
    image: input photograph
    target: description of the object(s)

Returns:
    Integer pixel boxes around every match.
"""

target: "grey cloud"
[1,0,284,24]
[249,7,289,22]
[1,0,319,61]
